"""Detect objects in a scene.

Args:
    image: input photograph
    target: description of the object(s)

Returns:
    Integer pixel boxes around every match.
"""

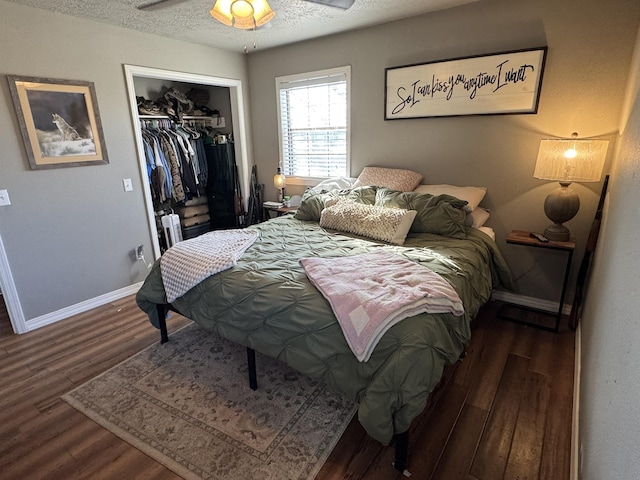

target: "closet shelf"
[139,115,225,128]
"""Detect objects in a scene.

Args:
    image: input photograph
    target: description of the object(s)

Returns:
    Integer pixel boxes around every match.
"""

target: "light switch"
[0,189,10,206]
[123,178,133,192]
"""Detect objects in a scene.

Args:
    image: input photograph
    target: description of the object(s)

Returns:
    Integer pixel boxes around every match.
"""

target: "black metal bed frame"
[155,302,410,474]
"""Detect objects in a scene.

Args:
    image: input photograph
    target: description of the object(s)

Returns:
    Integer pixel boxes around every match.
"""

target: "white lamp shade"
[534,138,608,183]
[210,0,275,29]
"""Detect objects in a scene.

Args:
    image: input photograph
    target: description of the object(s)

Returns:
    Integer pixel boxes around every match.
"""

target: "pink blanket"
[300,250,464,362]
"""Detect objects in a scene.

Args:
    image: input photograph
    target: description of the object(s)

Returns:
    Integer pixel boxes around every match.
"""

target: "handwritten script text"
[391,59,535,115]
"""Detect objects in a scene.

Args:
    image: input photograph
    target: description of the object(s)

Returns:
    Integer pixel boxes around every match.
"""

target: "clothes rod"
[138,115,225,127]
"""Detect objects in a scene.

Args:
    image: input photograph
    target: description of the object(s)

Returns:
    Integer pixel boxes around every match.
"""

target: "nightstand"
[262,203,297,221]
[499,230,576,332]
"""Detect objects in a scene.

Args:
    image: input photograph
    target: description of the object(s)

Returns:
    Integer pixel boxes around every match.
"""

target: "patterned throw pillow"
[352,167,423,191]
[319,201,417,245]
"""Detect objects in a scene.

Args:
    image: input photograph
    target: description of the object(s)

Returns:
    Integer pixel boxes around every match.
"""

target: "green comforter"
[136,216,512,445]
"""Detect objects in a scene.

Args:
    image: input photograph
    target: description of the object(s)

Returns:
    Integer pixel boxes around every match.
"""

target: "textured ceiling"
[5,0,478,53]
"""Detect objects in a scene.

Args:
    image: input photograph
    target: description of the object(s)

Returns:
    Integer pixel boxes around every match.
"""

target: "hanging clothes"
[141,128,171,205]
[140,118,205,206]
[139,116,243,230]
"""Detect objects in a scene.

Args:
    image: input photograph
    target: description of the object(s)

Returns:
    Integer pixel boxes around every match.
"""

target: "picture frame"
[8,75,109,169]
[385,47,548,120]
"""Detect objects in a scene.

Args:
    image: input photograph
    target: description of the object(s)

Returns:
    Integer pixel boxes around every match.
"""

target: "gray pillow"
[375,188,468,238]
[294,186,378,221]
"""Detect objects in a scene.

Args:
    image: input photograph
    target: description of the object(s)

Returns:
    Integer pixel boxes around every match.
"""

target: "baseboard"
[571,322,581,480]
[24,282,144,332]
[491,290,571,315]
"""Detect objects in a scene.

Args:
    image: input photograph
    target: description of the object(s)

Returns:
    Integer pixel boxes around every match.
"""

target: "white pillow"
[320,201,417,245]
[413,184,487,212]
[353,167,423,191]
[314,177,357,191]
[477,226,496,241]
[465,207,490,228]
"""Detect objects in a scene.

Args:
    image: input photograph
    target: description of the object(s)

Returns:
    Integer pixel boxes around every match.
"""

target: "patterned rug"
[62,324,356,480]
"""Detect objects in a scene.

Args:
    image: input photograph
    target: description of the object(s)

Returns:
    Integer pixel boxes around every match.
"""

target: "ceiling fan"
[137,0,355,12]
[137,0,191,11]
[299,0,355,8]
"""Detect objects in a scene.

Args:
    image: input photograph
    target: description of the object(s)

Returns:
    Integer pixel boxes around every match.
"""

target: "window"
[276,66,350,183]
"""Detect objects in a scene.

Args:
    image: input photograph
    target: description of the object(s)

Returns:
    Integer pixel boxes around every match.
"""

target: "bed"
[136,174,512,473]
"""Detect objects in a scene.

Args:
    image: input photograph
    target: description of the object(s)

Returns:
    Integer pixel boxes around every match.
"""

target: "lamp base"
[542,183,579,243]
[543,224,570,242]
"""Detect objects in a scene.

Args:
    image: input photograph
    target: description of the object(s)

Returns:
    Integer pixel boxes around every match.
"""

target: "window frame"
[275,65,351,186]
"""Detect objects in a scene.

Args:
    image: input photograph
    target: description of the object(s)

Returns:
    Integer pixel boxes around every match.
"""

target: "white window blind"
[277,66,350,179]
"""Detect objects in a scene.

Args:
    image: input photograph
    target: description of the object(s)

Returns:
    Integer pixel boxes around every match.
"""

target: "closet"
[131,73,245,253]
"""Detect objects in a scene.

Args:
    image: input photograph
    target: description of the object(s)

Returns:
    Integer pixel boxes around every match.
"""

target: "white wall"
[247,0,640,307]
[0,1,250,325]
[578,26,640,480]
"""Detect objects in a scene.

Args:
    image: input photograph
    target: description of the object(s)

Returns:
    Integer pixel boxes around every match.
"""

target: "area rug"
[62,323,356,480]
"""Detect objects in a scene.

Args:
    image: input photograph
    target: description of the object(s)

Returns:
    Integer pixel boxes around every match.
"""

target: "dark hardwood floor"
[0,295,574,479]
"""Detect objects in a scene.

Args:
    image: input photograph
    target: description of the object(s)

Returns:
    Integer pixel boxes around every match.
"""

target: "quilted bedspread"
[136,215,512,445]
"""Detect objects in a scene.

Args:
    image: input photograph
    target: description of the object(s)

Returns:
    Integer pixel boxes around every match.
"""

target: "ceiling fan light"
[230,0,253,18]
[232,15,257,29]
[210,0,234,26]
[210,0,274,29]
[251,0,275,26]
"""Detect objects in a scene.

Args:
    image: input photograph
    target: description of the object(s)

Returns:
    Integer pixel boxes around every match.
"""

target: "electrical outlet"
[0,189,11,206]
[136,244,144,260]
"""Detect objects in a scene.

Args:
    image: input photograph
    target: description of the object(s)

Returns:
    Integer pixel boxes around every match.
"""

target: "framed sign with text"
[385,47,547,119]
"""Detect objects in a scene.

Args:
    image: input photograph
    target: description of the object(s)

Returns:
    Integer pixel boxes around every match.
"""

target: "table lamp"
[533,133,608,241]
[273,163,286,202]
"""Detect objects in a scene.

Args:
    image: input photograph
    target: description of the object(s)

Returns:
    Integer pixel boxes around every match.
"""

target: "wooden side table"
[499,230,576,332]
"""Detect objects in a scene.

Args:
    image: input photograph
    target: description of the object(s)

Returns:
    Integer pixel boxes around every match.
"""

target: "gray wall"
[579,27,640,479]
[247,0,640,305]
[1,0,639,474]
[0,1,250,321]
[2,0,636,325]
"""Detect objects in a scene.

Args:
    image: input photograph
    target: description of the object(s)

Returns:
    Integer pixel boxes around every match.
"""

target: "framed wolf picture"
[8,75,109,169]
